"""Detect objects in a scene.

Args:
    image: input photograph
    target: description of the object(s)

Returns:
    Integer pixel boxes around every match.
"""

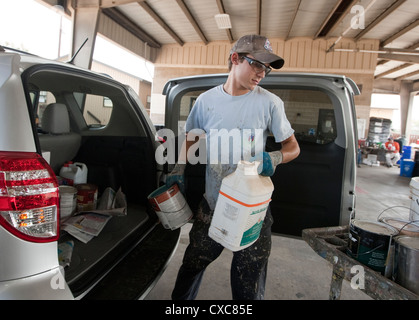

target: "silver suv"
[0,47,179,299]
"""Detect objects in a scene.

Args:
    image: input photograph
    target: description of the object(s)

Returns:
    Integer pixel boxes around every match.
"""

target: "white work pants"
[385,152,400,167]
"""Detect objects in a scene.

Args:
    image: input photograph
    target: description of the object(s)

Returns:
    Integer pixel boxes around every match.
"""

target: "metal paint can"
[380,217,419,237]
[409,177,419,222]
[347,220,398,276]
[394,236,419,294]
[148,183,193,230]
[76,183,98,212]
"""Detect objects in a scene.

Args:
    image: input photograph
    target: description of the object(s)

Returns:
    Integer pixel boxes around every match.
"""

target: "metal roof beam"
[381,18,419,47]
[256,0,261,35]
[375,41,419,77]
[285,0,301,40]
[378,53,419,64]
[102,7,161,48]
[354,0,407,41]
[100,0,138,8]
[315,0,358,38]
[377,63,412,78]
[216,0,233,42]
[375,63,413,79]
[175,0,208,44]
[137,1,184,46]
[395,69,419,81]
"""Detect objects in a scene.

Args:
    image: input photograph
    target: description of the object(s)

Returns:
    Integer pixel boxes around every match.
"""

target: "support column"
[400,81,414,142]
[69,0,100,69]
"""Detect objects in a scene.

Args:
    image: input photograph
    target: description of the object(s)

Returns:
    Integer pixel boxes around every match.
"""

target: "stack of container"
[367,117,391,144]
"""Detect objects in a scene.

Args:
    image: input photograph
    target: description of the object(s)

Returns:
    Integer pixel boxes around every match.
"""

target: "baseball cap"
[230,35,285,69]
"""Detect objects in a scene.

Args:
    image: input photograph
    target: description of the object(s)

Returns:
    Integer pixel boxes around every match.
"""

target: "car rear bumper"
[81,223,181,300]
[0,266,74,300]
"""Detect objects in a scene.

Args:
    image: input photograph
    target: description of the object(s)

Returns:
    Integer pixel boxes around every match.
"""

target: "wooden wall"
[155,38,379,72]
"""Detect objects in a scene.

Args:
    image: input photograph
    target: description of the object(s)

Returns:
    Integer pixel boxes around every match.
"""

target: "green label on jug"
[250,206,267,215]
[240,220,264,246]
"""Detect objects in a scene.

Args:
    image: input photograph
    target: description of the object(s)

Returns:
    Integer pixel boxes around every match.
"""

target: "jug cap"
[237,160,259,176]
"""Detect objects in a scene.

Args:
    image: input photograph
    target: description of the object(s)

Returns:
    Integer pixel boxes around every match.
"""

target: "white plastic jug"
[59,161,88,186]
[209,160,274,251]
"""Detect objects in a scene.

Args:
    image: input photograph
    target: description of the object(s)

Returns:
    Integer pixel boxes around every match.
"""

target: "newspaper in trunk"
[62,187,127,243]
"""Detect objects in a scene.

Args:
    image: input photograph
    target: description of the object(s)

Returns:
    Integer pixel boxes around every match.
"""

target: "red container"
[76,184,98,212]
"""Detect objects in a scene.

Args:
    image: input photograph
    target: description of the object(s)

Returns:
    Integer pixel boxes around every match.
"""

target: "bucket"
[209,160,274,252]
[59,186,77,219]
[380,217,419,237]
[409,177,419,222]
[76,183,98,212]
[394,236,419,294]
[148,183,193,230]
[347,220,398,276]
[400,159,415,177]
[59,161,88,186]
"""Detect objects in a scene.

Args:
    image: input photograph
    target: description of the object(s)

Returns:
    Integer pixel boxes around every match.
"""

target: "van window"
[269,89,336,144]
[179,91,201,121]
[178,87,336,144]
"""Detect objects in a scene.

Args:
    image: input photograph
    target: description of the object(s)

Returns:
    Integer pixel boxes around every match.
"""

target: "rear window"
[24,66,145,137]
[28,91,53,128]
[178,88,335,144]
[73,92,114,128]
[270,88,335,144]
[31,90,114,131]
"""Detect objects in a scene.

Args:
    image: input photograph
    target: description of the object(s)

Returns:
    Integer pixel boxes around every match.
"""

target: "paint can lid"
[352,220,398,236]
[395,236,419,250]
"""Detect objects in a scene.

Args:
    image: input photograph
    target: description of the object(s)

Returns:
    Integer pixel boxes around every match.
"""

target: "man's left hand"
[249,151,283,176]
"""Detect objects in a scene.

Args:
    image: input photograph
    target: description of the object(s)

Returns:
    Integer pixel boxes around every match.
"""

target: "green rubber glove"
[249,151,283,176]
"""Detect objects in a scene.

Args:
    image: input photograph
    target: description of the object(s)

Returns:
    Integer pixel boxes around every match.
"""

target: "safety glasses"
[242,56,272,75]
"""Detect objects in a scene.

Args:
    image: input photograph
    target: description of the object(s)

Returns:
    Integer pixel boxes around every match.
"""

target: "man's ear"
[230,52,241,65]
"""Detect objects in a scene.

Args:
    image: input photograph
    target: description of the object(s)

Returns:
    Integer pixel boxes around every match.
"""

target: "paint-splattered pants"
[171,199,273,300]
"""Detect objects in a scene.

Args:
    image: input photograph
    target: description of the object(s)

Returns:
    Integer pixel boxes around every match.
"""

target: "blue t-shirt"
[185,84,294,210]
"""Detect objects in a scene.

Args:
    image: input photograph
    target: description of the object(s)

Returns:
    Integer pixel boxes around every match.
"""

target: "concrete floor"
[145,164,413,300]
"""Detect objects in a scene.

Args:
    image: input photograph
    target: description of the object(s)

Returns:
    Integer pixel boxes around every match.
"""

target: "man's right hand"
[166,163,186,193]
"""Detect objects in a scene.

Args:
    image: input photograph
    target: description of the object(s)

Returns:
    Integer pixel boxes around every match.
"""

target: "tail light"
[0,151,59,242]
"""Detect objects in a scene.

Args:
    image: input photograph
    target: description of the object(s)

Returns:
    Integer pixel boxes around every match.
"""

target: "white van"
[162,73,360,236]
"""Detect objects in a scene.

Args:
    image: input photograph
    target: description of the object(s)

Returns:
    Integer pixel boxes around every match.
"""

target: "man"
[384,136,400,167]
[168,35,300,300]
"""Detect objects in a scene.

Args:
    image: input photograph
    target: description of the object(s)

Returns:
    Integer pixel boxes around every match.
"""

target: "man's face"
[232,53,270,91]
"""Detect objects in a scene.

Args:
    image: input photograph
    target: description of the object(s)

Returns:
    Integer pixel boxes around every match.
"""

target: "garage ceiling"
[59,0,419,82]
